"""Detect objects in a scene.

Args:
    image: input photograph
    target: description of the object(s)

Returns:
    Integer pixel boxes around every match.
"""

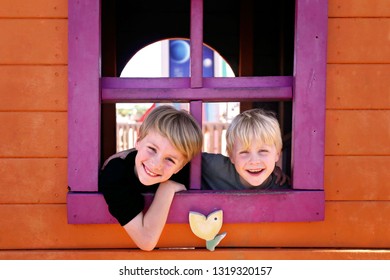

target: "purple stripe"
[189,101,203,189]
[292,0,327,189]
[101,76,293,89]
[67,191,325,224]
[102,77,191,89]
[68,0,101,192]
[67,0,327,225]
[190,0,203,88]
[101,87,292,103]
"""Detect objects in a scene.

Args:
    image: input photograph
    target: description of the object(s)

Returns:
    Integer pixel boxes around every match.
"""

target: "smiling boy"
[201,108,290,190]
[99,105,202,251]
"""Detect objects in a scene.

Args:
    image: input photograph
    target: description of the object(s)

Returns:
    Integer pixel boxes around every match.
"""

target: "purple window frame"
[67,0,327,224]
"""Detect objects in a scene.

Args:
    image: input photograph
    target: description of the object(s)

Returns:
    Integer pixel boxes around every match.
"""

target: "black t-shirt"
[99,150,190,226]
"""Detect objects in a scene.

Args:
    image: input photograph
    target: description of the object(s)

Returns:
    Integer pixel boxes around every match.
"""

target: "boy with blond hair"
[201,108,290,190]
[99,105,202,251]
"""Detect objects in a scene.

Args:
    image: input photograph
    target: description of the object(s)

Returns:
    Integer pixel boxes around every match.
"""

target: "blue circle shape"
[170,40,190,64]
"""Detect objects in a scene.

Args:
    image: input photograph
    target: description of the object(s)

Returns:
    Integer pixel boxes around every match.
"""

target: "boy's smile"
[135,130,186,186]
[143,164,161,177]
[247,168,263,173]
[229,139,280,188]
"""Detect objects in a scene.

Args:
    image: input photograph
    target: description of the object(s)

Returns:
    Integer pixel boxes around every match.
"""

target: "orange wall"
[0,0,389,260]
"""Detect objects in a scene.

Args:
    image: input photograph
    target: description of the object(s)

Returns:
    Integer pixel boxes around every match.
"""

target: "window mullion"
[190,0,203,88]
[189,0,203,189]
[68,0,101,192]
[189,101,202,189]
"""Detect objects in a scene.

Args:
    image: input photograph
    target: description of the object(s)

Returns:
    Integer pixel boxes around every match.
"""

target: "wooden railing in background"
[117,122,229,155]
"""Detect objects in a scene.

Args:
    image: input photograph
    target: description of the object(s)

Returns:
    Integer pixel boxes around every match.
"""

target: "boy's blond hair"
[226,108,282,156]
[138,105,203,162]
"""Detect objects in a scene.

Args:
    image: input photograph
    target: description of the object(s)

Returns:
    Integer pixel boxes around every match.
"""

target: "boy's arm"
[122,180,186,251]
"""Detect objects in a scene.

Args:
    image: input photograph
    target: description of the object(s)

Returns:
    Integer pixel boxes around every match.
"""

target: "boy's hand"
[273,166,290,185]
[159,180,186,193]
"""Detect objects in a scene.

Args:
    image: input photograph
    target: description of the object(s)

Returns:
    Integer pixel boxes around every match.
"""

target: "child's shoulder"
[202,152,229,163]
[202,152,234,174]
[102,148,135,170]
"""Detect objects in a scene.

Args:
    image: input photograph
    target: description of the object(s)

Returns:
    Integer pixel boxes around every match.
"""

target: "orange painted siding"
[0,66,67,111]
[0,20,67,64]
[1,202,390,250]
[0,0,389,259]
[327,64,390,109]
[326,110,390,155]
[0,112,67,157]
[1,249,390,260]
[327,18,390,63]
[0,0,67,18]
[0,159,67,204]
[329,0,390,18]
[325,156,390,201]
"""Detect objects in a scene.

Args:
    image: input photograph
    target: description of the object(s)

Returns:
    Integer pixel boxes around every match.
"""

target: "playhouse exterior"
[0,0,389,260]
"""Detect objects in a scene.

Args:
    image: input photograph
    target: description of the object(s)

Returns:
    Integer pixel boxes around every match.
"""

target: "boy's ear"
[227,151,235,164]
[134,138,140,150]
[275,151,281,163]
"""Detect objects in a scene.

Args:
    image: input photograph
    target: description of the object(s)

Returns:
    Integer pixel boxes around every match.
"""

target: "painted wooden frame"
[67,0,327,224]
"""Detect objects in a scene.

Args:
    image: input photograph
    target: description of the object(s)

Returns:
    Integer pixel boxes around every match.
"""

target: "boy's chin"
[138,174,160,186]
[247,181,265,188]
[241,176,268,188]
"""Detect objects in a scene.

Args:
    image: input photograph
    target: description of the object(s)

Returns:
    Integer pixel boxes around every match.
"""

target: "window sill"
[67,190,324,224]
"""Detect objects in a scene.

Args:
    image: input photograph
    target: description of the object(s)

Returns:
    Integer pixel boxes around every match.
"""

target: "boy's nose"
[151,156,163,170]
[249,153,261,163]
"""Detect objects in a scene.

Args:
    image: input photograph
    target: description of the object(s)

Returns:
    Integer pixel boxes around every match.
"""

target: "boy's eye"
[166,158,176,164]
[147,146,157,153]
[239,151,249,155]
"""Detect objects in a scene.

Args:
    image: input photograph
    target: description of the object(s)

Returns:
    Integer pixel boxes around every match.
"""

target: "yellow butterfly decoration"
[189,209,227,251]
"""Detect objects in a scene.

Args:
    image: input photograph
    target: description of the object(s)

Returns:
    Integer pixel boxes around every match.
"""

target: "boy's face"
[135,130,186,186]
[229,138,280,188]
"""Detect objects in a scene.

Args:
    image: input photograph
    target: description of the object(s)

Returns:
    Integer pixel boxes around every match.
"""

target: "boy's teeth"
[248,169,261,173]
[145,166,158,176]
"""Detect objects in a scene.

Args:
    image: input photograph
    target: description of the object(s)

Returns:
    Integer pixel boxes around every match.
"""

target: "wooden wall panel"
[0,112,67,157]
[0,205,130,250]
[0,0,388,259]
[0,66,67,111]
[1,249,390,260]
[325,156,390,201]
[0,159,67,204]
[0,0,67,18]
[325,110,390,155]
[329,0,390,17]
[328,18,390,63]
[0,19,67,64]
[327,64,390,109]
[1,202,390,250]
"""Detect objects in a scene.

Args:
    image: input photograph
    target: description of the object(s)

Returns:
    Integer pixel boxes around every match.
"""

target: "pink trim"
[102,77,191,88]
[292,0,327,189]
[101,76,293,89]
[67,190,325,224]
[101,76,292,105]
[68,0,101,192]
[189,101,203,190]
[67,0,328,224]
[101,87,292,103]
[190,0,203,88]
